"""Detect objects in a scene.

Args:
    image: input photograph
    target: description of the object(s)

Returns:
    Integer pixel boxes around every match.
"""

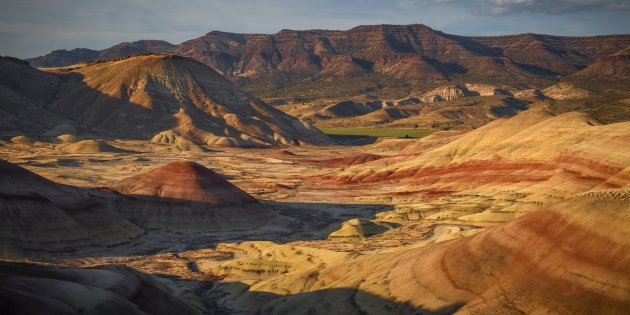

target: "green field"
[318,127,434,138]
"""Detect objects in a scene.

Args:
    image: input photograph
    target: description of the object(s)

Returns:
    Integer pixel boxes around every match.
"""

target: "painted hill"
[331,110,630,184]
[220,191,630,314]
[111,161,274,231]
[321,110,630,223]
[0,55,330,146]
[0,159,276,257]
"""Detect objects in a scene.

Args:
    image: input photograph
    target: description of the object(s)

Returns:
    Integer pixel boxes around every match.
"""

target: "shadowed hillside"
[0,55,330,146]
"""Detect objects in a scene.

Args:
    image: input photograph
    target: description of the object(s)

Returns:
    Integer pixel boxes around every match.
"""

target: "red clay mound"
[325,153,384,167]
[112,161,274,231]
[114,161,256,206]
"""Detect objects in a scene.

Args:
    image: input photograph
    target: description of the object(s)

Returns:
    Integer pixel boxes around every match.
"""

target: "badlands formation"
[1,48,630,313]
[112,161,274,231]
[0,55,329,146]
[1,108,629,314]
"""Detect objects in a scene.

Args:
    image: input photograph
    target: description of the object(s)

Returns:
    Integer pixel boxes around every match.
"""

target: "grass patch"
[318,127,434,138]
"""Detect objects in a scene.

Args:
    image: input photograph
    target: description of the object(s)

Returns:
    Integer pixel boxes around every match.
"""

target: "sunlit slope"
[222,191,630,314]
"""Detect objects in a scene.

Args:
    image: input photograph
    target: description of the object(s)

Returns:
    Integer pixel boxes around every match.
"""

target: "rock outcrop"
[420,83,509,103]
[542,82,590,100]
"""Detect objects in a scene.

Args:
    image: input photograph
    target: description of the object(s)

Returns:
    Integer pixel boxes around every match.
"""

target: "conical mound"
[0,54,330,146]
[112,161,274,231]
[47,54,331,146]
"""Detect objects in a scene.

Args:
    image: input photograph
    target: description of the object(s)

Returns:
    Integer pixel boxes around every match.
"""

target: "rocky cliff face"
[419,83,510,102]
[27,24,630,90]
[576,48,630,79]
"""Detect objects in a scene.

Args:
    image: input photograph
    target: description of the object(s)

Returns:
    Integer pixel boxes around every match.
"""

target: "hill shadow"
[5,58,331,146]
[207,281,464,315]
[1,177,394,259]
[0,261,200,315]
[1,158,394,259]
[108,196,394,254]
[45,71,179,140]
[0,260,463,315]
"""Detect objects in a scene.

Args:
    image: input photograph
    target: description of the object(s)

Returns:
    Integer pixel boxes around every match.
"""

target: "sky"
[1,0,629,58]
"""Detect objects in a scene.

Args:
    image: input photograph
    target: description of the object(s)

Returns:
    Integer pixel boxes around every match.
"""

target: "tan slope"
[47,54,330,146]
[150,130,205,152]
[61,140,131,153]
[333,110,629,183]
[542,82,589,100]
[2,54,330,146]
[111,161,274,231]
[324,110,630,223]
[222,192,630,314]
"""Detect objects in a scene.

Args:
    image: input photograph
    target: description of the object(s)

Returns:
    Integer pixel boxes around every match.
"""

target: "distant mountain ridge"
[30,40,176,67]
[29,24,630,81]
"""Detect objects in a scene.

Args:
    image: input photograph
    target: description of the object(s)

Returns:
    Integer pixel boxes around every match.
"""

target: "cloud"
[488,0,630,15]
[424,0,630,15]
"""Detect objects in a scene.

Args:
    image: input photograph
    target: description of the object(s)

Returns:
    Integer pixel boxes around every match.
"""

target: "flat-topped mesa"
[112,161,274,231]
[28,24,630,84]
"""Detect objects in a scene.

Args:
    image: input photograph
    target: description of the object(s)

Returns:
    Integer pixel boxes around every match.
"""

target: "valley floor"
[0,139,485,313]
[2,113,629,314]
